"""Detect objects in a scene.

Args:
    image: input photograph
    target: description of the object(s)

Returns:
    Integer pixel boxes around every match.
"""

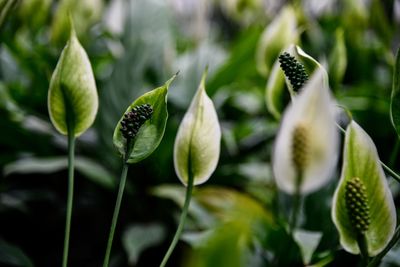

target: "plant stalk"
[389,137,400,168]
[290,173,303,231]
[357,233,369,265]
[62,128,75,267]
[102,160,129,267]
[159,172,194,267]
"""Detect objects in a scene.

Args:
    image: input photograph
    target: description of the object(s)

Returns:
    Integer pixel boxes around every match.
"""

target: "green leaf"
[48,23,98,137]
[332,121,396,256]
[151,184,215,228]
[113,75,176,163]
[0,239,34,267]
[18,0,51,30]
[184,221,253,267]
[50,0,103,44]
[179,187,276,267]
[0,0,18,30]
[391,46,400,138]
[173,71,221,186]
[122,224,166,265]
[3,157,115,189]
[328,28,347,86]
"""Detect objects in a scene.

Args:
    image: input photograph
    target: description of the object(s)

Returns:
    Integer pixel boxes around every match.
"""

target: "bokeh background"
[1,0,400,266]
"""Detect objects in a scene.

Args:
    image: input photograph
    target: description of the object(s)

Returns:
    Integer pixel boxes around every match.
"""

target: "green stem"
[357,233,369,265]
[367,226,400,267]
[62,128,75,267]
[389,138,400,168]
[290,173,303,231]
[336,123,400,183]
[160,173,194,267]
[381,161,400,183]
[102,161,129,267]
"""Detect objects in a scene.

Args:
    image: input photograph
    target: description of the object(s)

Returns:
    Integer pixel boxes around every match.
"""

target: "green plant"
[47,21,98,267]
[2,1,400,266]
[160,70,221,267]
[103,75,176,267]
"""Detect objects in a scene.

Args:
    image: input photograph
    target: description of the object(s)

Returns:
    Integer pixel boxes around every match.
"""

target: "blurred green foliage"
[0,0,399,266]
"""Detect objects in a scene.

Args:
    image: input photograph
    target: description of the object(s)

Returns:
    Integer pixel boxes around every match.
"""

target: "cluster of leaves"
[1,0,400,267]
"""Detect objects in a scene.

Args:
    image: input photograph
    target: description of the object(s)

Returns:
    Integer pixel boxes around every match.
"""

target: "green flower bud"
[174,70,221,186]
[48,24,98,137]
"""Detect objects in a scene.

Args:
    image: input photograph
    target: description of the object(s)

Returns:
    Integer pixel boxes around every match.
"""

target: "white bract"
[272,68,338,194]
[48,25,98,136]
[332,121,396,256]
[285,45,328,96]
[256,6,298,77]
[174,72,221,186]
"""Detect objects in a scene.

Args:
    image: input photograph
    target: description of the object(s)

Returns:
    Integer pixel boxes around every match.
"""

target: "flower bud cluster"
[120,104,153,139]
[345,177,370,233]
[291,124,309,175]
[279,52,308,92]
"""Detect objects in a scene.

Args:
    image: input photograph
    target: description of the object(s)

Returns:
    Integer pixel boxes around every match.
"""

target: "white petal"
[273,68,339,194]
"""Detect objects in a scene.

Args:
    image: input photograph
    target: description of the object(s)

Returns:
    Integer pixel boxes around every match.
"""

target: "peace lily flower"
[48,24,98,136]
[272,68,338,194]
[160,70,221,267]
[174,71,221,186]
[332,121,396,256]
[47,21,98,267]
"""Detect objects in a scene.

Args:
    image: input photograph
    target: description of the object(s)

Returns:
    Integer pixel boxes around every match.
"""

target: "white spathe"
[173,72,221,186]
[331,121,396,256]
[272,68,338,194]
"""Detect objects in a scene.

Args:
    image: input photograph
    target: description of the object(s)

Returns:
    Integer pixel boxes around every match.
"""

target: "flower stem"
[62,129,75,267]
[357,233,369,265]
[290,173,303,231]
[389,137,400,168]
[380,161,400,183]
[160,172,194,267]
[102,161,129,267]
[367,226,400,267]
